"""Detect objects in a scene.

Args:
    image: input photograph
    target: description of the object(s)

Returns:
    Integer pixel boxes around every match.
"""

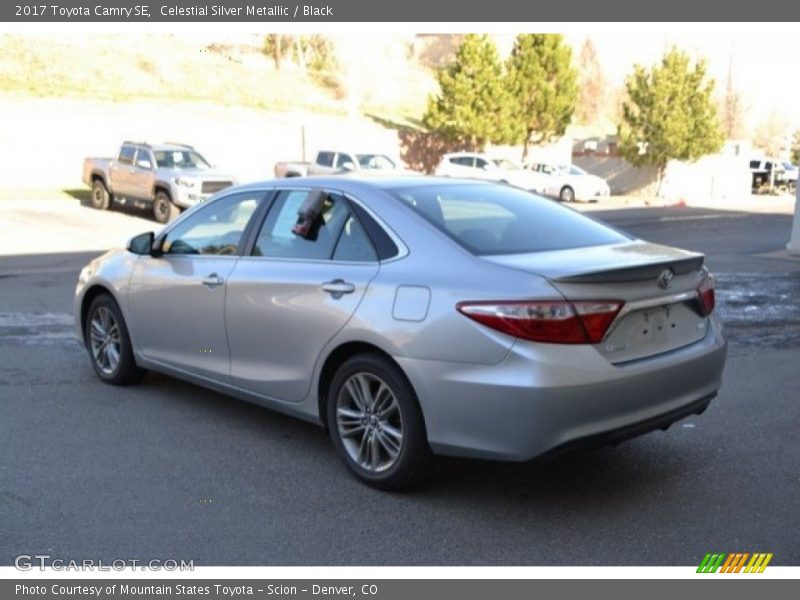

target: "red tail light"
[456,300,623,344]
[697,276,715,316]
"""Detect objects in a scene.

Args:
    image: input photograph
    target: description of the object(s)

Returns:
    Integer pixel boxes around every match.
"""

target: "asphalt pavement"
[1,205,798,566]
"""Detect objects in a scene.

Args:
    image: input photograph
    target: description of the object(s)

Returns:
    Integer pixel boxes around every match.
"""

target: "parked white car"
[528,163,611,202]
[435,152,549,193]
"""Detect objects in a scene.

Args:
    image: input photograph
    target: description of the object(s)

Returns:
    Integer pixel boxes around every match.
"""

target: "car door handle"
[201,273,224,288]
[321,279,355,296]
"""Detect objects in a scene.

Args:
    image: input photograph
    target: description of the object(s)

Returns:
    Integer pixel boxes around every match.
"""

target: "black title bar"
[2,0,793,22]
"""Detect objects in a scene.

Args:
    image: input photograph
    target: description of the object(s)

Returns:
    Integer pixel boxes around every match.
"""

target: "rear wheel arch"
[317,342,421,430]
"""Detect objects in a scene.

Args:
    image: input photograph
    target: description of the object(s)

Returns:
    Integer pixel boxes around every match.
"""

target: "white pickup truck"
[274,150,401,178]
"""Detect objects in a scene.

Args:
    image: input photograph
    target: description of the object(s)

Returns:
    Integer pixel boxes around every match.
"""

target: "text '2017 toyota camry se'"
[74,176,727,489]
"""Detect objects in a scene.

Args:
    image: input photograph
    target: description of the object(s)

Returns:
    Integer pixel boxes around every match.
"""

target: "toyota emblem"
[657,268,675,289]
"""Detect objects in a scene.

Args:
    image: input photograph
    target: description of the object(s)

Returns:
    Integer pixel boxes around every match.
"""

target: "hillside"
[0,33,437,119]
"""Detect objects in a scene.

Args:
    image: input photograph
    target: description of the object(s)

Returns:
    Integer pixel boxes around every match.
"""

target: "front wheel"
[85,294,145,385]
[152,190,180,224]
[327,354,431,490]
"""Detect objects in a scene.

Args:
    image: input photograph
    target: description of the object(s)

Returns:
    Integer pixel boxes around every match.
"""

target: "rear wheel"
[327,354,431,490]
[85,294,144,385]
[153,190,180,224]
[91,179,110,210]
[559,185,575,203]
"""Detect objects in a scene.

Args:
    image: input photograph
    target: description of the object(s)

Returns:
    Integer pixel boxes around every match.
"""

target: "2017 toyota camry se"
[74,176,727,489]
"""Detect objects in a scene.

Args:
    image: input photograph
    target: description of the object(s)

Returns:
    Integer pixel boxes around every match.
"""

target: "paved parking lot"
[1,198,798,565]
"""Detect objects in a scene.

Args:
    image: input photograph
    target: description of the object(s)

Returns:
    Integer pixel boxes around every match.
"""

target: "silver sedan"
[74,177,727,489]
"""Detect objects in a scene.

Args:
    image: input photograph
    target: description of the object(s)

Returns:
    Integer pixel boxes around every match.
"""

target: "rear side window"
[316,152,334,167]
[390,183,629,255]
[253,190,376,261]
[332,216,376,262]
[118,145,136,165]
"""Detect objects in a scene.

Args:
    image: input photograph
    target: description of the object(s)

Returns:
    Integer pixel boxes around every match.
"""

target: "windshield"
[565,165,587,176]
[154,149,211,170]
[390,183,628,255]
[492,159,520,170]
[356,154,396,170]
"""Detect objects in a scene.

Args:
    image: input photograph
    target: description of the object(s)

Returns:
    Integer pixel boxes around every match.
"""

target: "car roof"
[443,151,488,158]
[230,174,494,194]
[123,141,196,152]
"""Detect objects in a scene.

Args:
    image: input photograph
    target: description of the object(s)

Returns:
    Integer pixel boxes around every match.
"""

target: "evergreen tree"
[618,48,724,188]
[506,34,578,160]
[423,34,513,149]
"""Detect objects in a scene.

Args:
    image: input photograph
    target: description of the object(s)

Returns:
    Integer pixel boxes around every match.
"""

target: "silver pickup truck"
[274,149,401,178]
[83,142,237,223]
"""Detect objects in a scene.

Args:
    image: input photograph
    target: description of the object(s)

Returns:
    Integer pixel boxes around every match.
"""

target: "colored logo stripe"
[697,553,773,573]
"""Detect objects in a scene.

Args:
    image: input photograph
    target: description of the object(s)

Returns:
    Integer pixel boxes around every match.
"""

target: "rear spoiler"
[552,255,705,284]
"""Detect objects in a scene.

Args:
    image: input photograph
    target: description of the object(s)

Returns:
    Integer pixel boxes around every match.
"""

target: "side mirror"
[127,231,158,256]
[292,189,327,240]
[341,161,356,172]
[136,159,152,170]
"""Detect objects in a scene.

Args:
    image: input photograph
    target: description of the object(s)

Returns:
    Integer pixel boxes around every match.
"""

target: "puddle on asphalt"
[715,272,800,349]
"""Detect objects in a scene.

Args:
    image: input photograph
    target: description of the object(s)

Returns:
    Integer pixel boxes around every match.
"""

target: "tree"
[720,56,745,139]
[576,38,606,126]
[753,114,789,158]
[506,34,578,161]
[792,131,800,165]
[423,34,513,149]
[618,48,724,189]
[263,34,291,70]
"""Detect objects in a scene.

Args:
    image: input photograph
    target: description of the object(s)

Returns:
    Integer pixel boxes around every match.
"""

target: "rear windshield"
[390,183,628,255]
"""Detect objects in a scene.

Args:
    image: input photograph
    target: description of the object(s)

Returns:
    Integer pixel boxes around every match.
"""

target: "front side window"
[390,183,629,256]
[253,190,375,262]
[356,154,396,170]
[135,150,153,169]
[161,192,262,256]
[453,156,474,167]
[335,153,355,169]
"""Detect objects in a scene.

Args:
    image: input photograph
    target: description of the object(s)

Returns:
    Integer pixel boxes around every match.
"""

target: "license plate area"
[598,302,707,364]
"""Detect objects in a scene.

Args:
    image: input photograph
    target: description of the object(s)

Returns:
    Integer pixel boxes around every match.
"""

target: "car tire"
[327,353,431,490]
[153,190,180,224]
[84,294,145,386]
[91,179,111,210]
[559,186,575,203]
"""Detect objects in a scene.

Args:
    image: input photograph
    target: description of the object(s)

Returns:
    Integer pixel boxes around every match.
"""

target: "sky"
[566,31,800,134]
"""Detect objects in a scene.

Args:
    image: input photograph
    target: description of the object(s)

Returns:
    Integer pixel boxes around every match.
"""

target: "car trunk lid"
[483,241,711,363]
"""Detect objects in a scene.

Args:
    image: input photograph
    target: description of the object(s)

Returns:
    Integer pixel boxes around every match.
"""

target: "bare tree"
[753,114,789,157]
[576,38,606,126]
[721,55,745,139]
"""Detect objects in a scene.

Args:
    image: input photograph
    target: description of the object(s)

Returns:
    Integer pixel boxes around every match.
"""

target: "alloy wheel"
[335,372,404,473]
[89,306,121,376]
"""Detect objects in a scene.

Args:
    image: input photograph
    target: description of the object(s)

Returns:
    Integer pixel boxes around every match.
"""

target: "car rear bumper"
[397,314,726,461]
